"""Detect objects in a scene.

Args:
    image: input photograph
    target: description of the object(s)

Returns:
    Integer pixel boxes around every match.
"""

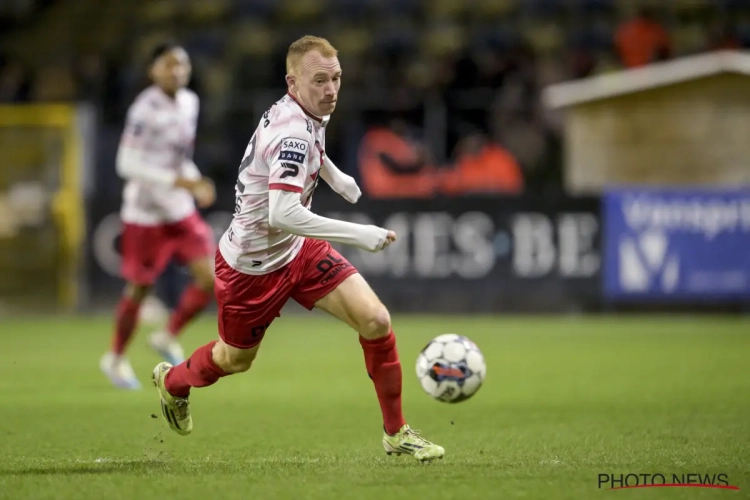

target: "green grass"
[0,314,749,499]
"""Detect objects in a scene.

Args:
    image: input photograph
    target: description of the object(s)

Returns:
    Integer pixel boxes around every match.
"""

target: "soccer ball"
[415,333,486,403]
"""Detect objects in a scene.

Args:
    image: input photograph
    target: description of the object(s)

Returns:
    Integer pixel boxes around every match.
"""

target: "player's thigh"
[292,240,390,339]
[314,273,391,339]
[214,251,292,351]
[174,213,216,289]
[121,223,173,287]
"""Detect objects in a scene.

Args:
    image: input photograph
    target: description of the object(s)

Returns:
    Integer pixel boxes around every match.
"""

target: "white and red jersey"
[219,93,328,274]
[118,85,200,225]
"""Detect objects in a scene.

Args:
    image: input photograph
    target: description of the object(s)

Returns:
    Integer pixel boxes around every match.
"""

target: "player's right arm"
[116,102,214,206]
[265,133,394,252]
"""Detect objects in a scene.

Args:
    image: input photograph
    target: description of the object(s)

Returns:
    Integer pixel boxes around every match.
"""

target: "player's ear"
[285,73,296,92]
[148,63,157,83]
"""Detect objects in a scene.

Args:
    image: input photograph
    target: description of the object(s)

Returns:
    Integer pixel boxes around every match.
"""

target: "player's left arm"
[320,155,361,204]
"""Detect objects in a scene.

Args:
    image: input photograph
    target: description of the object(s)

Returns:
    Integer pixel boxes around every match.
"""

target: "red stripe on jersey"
[269,183,303,193]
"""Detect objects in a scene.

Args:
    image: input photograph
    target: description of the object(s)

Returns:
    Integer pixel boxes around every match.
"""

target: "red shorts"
[215,238,358,349]
[121,212,215,285]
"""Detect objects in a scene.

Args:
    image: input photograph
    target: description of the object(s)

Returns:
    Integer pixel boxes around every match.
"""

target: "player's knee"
[212,340,257,374]
[125,283,151,302]
[358,304,391,340]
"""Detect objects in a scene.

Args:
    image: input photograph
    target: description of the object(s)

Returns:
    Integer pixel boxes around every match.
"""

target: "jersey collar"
[287,92,330,127]
[152,84,180,104]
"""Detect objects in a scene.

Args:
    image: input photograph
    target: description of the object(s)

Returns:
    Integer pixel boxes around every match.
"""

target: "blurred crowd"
[1,0,748,198]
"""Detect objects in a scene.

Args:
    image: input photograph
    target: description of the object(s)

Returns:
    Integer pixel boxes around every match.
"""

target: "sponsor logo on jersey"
[279,137,308,163]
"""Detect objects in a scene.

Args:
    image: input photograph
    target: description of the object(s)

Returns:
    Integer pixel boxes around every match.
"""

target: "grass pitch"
[0,314,748,499]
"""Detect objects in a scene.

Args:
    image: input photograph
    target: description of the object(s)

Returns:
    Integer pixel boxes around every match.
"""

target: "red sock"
[360,331,406,435]
[164,341,228,397]
[167,284,212,337]
[111,296,141,355]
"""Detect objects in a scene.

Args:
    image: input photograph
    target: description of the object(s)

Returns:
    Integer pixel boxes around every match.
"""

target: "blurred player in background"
[152,36,445,462]
[100,42,217,390]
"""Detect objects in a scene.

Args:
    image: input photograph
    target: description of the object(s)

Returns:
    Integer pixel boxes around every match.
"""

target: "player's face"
[151,47,191,95]
[294,51,341,116]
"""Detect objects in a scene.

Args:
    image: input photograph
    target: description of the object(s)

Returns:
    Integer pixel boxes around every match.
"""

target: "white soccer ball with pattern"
[415,334,486,403]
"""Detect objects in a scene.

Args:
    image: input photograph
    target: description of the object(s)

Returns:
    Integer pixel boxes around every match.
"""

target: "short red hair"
[286,35,338,74]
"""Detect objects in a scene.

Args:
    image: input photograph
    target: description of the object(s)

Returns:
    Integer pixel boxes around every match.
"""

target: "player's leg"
[152,250,290,436]
[149,214,215,364]
[101,223,170,390]
[291,241,444,462]
[152,339,260,436]
[100,282,152,389]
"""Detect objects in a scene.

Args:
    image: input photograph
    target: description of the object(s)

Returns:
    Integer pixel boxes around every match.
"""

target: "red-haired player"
[151,36,444,462]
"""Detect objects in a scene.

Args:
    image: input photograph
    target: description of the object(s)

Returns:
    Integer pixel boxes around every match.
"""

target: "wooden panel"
[564,74,750,193]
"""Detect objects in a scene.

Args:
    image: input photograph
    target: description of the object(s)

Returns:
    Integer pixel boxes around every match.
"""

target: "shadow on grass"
[0,459,168,476]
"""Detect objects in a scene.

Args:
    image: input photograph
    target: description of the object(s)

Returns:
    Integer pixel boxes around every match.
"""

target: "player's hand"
[377,230,397,251]
[192,178,216,208]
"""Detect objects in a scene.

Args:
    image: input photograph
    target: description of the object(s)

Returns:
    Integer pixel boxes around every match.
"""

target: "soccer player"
[151,35,445,462]
[100,42,217,390]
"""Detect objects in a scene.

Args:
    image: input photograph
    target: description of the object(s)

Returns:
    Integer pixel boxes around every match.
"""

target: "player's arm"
[116,121,191,188]
[266,135,391,252]
[269,190,390,252]
[320,155,361,204]
[115,112,214,206]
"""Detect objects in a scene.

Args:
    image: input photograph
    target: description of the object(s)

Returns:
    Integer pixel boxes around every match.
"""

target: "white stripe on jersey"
[118,85,200,225]
[219,93,327,274]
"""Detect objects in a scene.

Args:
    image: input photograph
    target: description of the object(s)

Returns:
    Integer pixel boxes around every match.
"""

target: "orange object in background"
[358,122,436,199]
[441,134,524,196]
[615,8,672,68]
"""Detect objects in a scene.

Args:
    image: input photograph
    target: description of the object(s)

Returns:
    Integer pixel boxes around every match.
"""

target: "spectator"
[615,7,672,68]
[441,131,523,196]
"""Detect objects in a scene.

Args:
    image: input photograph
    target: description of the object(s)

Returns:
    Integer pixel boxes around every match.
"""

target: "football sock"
[167,284,212,337]
[112,296,141,356]
[360,331,407,435]
[165,341,227,398]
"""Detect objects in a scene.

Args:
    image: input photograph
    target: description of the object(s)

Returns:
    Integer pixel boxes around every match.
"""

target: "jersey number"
[236,134,257,194]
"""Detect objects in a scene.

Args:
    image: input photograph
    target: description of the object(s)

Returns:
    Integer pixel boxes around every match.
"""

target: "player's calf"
[102,282,152,389]
[153,339,257,435]
[211,340,258,374]
[160,340,256,398]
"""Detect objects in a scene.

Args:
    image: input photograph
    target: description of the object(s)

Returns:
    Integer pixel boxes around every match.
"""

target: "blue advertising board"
[603,188,750,301]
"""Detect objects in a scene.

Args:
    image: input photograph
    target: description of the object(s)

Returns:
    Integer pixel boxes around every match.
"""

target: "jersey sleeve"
[119,100,157,152]
[266,118,312,194]
[115,98,176,186]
